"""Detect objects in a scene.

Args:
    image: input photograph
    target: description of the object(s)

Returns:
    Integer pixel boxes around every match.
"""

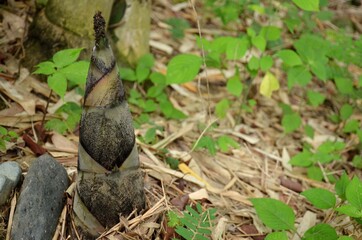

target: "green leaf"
[59,61,89,85]
[166,18,190,39]
[226,37,248,60]
[265,232,288,240]
[307,166,324,181]
[276,50,303,67]
[159,100,187,120]
[292,0,319,12]
[0,126,7,136]
[340,104,353,121]
[282,112,301,133]
[260,56,273,72]
[310,61,327,81]
[301,188,336,209]
[226,74,243,96]
[343,119,359,133]
[289,150,313,167]
[248,56,259,70]
[45,119,68,134]
[335,172,350,200]
[280,103,293,115]
[166,54,202,84]
[144,128,156,144]
[307,90,325,107]
[247,27,256,37]
[147,84,165,98]
[136,65,150,83]
[138,53,155,69]
[195,136,217,156]
[176,227,194,240]
[261,26,281,41]
[338,236,354,240]
[48,72,67,98]
[217,135,239,152]
[304,125,315,139]
[166,157,179,170]
[144,99,157,113]
[317,10,334,21]
[302,224,338,240]
[215,99,230,119]
[252,35,266,52]
[335,204,362,218]
[334,77,354,95]
[167,210,181,227]
[250,198,295,230]
[34,61,56,75]
[357,129,362,143]
[287,66,312,88]
[66,110,80,128]
[346,177,362,209]
[353,155,362,169]
[119,68,137,81]
[53,48,83,68]
[260,71,279,98]
[7,131,18,138]
[248,4,265,14]
[150,72,166,84]
[0,139,6,152]
[317,140,345,153]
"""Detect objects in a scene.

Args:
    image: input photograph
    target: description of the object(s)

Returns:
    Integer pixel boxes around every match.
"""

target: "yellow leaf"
[260,71,279,98]
[178,163,207,185]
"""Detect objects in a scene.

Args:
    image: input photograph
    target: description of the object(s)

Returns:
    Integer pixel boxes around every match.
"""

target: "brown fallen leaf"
[280,177,303,193]
[51,132,78,153]
[170,194,189,211]
[240,224,265,240]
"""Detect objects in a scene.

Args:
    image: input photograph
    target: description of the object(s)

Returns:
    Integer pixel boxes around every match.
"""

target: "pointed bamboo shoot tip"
[93,11,106,46]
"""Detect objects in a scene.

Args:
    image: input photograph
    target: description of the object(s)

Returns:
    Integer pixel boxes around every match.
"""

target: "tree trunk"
[24,0,113,68]
[72,13,145,239]
[113,0,151,66]
[24,0,151,69]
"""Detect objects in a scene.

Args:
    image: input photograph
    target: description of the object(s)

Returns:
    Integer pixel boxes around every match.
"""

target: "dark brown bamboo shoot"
[73,12,145,239]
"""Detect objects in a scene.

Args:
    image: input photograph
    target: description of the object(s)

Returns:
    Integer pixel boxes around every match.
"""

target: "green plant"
[34,48,89,133]
[251,173,360,239]
[120,53,187,121]
[290,140,346,181]
[0,126,18,153]
[44,102,82,134]
[202,0,362,185]
[166,18,190,39]
[34,48,89,98]
[194,134,239,156]
[167,203,217,240]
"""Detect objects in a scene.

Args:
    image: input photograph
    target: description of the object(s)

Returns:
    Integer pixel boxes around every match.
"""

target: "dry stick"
[61,206,67,240]
[5,194,17,240]
[188,0,212,121]
[97,197,166,238]
[41,89,53,129]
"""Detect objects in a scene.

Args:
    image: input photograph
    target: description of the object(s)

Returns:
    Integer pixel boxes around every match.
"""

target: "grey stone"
[0,161,22,188]
[11,154,69,240]
[0,175,12,205]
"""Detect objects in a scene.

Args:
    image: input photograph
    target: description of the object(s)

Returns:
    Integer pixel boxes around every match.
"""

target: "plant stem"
[41,89,53,129]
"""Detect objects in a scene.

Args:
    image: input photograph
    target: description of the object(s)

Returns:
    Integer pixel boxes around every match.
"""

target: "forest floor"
[0,1,362,240]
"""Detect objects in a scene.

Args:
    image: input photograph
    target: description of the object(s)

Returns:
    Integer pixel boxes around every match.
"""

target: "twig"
[5,194,17,240]
[41,89,53,129]
[188,0,212,120]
